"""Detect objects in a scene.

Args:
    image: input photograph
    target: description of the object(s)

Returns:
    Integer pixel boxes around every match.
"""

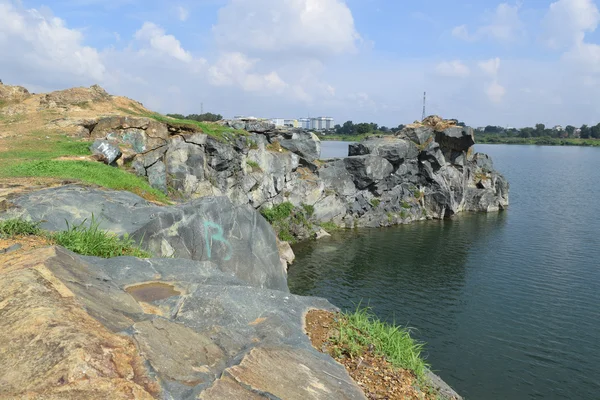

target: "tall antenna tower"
[422,92,427,121]
[201,102,204,114]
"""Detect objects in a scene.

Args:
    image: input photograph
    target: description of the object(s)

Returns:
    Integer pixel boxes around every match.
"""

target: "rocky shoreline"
[82,113,508,238]
[0,84,508,399]
[1,184,461,399]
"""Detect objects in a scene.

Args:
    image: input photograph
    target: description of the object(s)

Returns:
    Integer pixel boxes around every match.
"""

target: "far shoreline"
[318,135,600,147]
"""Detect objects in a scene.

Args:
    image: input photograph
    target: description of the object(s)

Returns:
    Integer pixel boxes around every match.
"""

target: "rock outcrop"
[0,185,372,399]
[66,113,507,233]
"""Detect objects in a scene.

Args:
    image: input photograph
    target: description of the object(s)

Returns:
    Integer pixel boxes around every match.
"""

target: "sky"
[1,0,600,128]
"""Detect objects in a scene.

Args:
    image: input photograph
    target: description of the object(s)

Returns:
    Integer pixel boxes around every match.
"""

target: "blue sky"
[2,0,600,127]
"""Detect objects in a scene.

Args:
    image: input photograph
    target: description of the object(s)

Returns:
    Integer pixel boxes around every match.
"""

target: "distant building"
[553,125,564,131]
[310,117,335,131]
[270,118,285,127]
[298,118,311,130]
[284,119,298,128]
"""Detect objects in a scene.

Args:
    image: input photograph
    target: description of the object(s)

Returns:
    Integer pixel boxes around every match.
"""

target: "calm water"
[289,143,600,400]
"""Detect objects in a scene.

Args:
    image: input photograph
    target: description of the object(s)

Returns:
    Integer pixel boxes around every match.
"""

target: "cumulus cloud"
[208,52,288,93]
[452,2,524,43]
[0,1,105,85]
[542,0,600,49]
[435,60,470,78]
[134,22,192,62]
[213,0,360,56]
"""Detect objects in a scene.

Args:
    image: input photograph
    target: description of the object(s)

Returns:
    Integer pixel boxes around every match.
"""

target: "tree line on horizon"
[479,123,600,139]
[166,112,223,122]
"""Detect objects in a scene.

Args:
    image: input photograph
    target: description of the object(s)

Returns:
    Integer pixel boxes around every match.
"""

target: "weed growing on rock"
[260,202,294,223]
[246,160,262,172]
[0,219,41,236]
[0,217,151,258]
[50,216,151,258]
[301,203,315,218]
[319,221,339,232]
[371,198,381,207]
[333,307,428,380]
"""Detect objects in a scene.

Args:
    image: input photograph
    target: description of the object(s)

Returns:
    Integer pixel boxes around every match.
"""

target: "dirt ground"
[305,309,440,400]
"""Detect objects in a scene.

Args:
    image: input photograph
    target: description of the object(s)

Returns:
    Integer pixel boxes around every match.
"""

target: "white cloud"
[451,25,471,41]
[208,52,288,93]
[134,22,192,62]
[485,81,506,103]
[176,6,189,22]
[0,1,105,84]
[435,60,470,78]
[452,3,524,43]
[542,0,600,49]
[213,0,360,56]
[478,57,501,77]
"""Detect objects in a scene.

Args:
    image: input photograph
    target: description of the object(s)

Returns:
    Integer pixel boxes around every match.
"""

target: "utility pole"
[422,92,427,121]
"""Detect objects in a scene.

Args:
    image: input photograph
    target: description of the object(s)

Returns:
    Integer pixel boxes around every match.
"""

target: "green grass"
[319,221,340,232]
[0,135,92,162]
[260,202,295,224]
[246,160,262,172]
[0,219,41,236]
[146,113,247,142]
[0,160,169,203]
[334,307,428,379]
[370,198,381,207]
[301,203,315,218]
[50,217,151,258]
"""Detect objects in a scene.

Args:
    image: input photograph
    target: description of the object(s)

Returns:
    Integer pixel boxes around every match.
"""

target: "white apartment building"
[310,117,335,131]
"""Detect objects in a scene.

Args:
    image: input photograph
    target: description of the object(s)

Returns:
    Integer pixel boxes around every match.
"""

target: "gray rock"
[343,155,394,190]
[435,126,475,153]
[278,131,321,162]
[130,196,288,292]
[147,161,167,193]
[2,186,287,292]
[349,137,418,166]
[399,125,434,145]
[90,140,122,164]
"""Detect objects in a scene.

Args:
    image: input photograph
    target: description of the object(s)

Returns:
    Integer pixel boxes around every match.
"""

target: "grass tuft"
[0,217,151,258]
[0,219,41,236]
[50,216,150,258]
[333,307,429,379]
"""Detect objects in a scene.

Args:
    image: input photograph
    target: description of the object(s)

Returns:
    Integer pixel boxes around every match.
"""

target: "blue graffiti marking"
[203,221,233,261]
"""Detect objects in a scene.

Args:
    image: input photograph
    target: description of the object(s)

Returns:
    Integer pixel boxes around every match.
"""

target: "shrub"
[371,198,381,207]
[260,202,294,223]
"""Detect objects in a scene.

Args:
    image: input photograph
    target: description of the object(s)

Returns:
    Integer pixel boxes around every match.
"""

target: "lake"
[288,142,600,400]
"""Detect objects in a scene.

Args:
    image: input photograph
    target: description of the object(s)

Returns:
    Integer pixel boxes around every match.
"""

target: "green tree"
[565,125,576,137]
[356,123,372,134]
[520,127,533,138]
[534,123,545,137]
[167,113,186,119]
[580,124,591,138]
[591,123,600,139]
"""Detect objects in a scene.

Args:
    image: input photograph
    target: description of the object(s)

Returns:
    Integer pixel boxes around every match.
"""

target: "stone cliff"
[82,114,508,235]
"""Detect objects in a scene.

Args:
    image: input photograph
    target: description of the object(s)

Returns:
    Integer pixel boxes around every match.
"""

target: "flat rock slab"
[0,247,159,399]
[205,346,366,400]
[0,246,359,399]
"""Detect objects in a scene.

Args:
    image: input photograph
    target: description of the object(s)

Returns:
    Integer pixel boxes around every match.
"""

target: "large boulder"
[343,155,394,190]
[349,137,418,166]
[0,83,31,102]
[435,126,475,154]
[278,131,321,162]
[2,185,287,291]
